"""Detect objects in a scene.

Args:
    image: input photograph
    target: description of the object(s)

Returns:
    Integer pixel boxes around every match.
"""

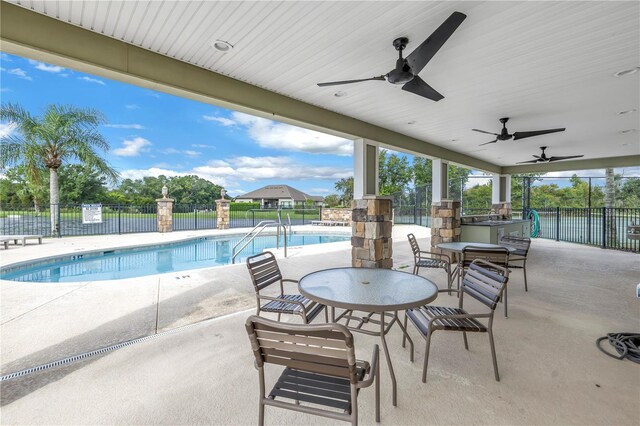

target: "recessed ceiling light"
[618,109,637,115]
[334,91,347,97]
[613,67,639,77]
[620,129,637,134]
[622,143,629,146]
[450,139,458,142]
[211,40,233,52]
[407,120,416,125]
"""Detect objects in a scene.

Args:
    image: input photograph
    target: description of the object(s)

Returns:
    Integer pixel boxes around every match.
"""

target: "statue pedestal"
[156,198,175,233]
[216,199,230,230]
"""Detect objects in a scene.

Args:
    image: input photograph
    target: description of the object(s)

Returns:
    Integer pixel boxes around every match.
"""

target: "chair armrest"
[281,279,299,284]
[357,344,379,389]
[256,295,308,313]
[418,251,451,263]
[437,289,459,294]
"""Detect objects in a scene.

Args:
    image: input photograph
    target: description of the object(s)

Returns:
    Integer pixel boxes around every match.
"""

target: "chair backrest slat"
[407,234,420,257]
[246,315,358,383]
[461,260,509,310]
[247,252,283,291]
[499,235,531,257]
[461,247,509,269]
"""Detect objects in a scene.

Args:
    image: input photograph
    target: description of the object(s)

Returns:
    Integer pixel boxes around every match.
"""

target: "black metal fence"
[391,202,640,252]
[0,205,323,237]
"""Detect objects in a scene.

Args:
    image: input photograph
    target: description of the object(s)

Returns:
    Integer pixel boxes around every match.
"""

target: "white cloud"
[310,188,332,194]
[0,122,18,138]
[119,155,352,190]
[191,143,215,149]
[164,148,202,157]
[79,76,105,85]
[125,104,140,110]
[0,53,12,62]
[145,91,161,98]
[113,137,152,157]
[203,115,236,126]
[231,112,353,156]
[28,59,65,73]
[7,68,32,80]
[105,123,145,129]
[465,173,492,189]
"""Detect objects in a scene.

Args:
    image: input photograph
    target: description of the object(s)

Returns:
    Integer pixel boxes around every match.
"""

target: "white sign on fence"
[82,204,103,224]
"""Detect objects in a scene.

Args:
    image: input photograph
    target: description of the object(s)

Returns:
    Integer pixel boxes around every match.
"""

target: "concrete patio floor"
[1,225,638,425]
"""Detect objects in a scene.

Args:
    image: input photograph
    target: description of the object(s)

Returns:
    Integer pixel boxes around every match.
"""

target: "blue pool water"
[0,233,349,283]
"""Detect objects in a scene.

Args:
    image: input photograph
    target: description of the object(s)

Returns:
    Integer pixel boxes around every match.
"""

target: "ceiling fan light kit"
[317,11,467,101]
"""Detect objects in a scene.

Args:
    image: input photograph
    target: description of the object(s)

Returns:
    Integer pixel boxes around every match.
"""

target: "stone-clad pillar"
[351,196,393,269]
[216,188,230,230]
[156,186,174,233]
[492,175,512,219]
[430,200,461,254]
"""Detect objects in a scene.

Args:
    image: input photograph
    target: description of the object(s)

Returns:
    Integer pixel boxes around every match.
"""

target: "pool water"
[0,233,349,283]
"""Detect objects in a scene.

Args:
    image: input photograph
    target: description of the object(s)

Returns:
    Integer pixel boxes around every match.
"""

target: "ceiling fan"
[473,117,566,146]
[316,11,467,101]
[517,146,584,164]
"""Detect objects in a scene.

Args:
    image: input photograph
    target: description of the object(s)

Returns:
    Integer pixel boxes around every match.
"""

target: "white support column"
[502,174,511,203]
[432,159,449,203]
[492,174,511,204]
[353,138,379,199]
[491,173,501,205]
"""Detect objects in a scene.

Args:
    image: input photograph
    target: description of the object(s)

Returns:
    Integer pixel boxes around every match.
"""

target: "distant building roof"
[236,185,323,202]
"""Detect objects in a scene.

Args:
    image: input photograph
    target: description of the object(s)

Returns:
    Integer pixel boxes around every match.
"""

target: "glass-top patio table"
[299,267,438,406]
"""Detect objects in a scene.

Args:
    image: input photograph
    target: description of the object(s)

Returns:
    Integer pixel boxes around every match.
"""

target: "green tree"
[334,177,354,206]
[378,150,413,196]
[1,165,48,210]
[0,103,117,235]
[57,164,108,204]
[323,194,340,207]
[412,156,470,201]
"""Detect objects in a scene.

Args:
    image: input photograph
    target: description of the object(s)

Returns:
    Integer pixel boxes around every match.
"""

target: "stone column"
[430,200,461,254]
[156,197,175,233]
[351,196,393,269]
[216,190,230,230]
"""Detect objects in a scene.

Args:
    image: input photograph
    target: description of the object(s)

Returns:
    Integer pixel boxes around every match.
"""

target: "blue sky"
[1,52,637,196]
[0,52,353,197]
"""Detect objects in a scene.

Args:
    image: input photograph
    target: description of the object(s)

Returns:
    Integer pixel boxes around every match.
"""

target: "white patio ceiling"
[4,0,640,169]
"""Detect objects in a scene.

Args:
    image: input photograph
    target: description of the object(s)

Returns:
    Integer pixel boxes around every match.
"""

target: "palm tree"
[0,103,118,236]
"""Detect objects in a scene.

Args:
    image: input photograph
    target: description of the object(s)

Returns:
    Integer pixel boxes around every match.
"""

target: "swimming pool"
[0,232,350,283]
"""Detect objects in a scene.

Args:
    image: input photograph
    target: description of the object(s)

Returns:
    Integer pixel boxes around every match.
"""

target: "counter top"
[461,219,529,227]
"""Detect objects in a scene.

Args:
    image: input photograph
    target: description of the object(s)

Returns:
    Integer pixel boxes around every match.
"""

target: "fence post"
[118,205,122,234]
[57,204,62,238]
[601,207,606,249]
[555,207,560,241]
[302,208,305,225]
[252,210,255,227]
[194,206,198,230]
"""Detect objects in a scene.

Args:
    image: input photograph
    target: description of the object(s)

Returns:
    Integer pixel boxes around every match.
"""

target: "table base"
[331,307,414,407]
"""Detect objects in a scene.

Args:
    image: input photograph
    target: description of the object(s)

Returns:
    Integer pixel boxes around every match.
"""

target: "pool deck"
[1,225,639,425]
[0,225,354,375]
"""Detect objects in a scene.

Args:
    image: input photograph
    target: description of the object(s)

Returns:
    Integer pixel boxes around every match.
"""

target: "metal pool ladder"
[231,220,288,264]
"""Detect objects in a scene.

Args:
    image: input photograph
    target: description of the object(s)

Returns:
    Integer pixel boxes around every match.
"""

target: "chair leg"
[523,260,528,292]
[258,400,265,426]
[463,331,469,350]
[503,285,508,318]
[446,265,452,296]
[277,313,282,322]
[488,329,500,382]
[325,306,329,323]
[422,331,433,383]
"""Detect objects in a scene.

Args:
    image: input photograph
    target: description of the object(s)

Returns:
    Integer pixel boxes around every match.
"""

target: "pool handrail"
[231,221,287,264]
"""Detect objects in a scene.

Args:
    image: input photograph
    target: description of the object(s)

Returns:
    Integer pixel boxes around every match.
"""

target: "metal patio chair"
[246,251,327,323]
[407,233,452,293]
[460,246,510,317]
[245,315,380,426]
[499,235,532,291]
[403,259,510,383]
